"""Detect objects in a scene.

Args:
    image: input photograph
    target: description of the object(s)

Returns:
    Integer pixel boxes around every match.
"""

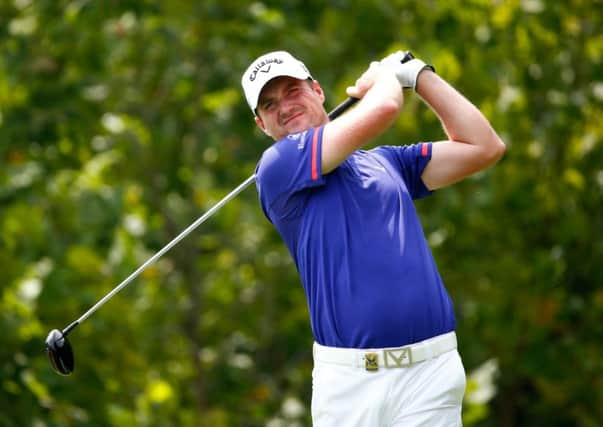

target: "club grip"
[328,97,358,120]
[327,51,415,120]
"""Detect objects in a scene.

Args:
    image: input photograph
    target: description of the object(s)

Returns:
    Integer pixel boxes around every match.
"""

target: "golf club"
[45,52,414,375]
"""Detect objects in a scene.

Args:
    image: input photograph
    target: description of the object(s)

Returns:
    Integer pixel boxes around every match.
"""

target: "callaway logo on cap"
[241,51,313,113]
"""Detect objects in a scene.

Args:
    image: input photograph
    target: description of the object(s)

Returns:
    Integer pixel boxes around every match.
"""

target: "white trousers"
[311,336,466,426]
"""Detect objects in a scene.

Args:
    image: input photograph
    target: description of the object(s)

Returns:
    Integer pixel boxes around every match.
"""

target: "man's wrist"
[399,58,435,90]
[414,64,435,92]
[380,52,436,91]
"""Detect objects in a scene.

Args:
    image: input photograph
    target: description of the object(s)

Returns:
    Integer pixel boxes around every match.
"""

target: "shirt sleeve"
[373,142,434,199]
[255,126,325,222]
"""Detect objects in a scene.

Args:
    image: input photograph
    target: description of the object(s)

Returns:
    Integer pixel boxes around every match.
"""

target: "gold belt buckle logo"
[384,347,412,368]
[364,353,379,371]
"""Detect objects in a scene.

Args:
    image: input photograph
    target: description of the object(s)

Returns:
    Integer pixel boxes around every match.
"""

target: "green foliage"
[1,0,601,426]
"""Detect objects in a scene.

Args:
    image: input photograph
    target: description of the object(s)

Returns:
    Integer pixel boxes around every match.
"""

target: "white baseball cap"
[241,51,313,114]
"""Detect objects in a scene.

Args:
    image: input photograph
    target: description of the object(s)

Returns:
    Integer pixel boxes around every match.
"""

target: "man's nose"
[278,98,297,117]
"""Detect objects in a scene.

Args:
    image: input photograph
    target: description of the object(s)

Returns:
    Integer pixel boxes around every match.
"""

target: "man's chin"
[287,126,305,135]
[273,119,315,139]
[286,120,312,135]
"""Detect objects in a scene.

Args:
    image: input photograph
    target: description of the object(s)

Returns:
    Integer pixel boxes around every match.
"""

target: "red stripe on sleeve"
[311,129,319,180]
[421,143,429,157]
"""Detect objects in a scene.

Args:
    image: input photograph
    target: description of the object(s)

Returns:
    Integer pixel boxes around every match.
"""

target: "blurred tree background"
[1,0,602,426]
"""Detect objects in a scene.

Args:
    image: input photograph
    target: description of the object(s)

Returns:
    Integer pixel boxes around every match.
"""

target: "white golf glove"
[380,51,435,90]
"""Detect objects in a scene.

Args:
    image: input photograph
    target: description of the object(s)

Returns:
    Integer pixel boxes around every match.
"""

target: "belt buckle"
[364,353,379,371]
[384,347,412,368]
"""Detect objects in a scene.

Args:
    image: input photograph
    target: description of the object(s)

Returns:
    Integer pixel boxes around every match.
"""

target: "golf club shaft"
[63,173,256,335]
[62,96,358,336]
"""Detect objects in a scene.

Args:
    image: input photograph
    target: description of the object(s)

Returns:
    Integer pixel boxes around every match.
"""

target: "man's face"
[255,76,329,141]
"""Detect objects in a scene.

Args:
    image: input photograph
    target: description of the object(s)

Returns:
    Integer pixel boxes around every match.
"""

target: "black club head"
[45,329,74,375]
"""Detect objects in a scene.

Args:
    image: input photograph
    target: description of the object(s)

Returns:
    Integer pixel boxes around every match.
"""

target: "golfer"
[241,50,505,426]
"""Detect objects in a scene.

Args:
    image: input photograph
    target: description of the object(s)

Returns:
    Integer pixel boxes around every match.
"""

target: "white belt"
[313,332,457,372]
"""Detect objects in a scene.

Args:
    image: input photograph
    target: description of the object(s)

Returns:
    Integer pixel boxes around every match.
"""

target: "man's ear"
[312,80,326,105]
[255,116,269,136]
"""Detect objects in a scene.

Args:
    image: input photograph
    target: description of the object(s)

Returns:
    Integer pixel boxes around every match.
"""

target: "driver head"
[45,329,74,375]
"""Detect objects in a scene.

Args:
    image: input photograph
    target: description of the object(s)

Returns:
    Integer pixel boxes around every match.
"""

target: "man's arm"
[416,70,506,190]
[321,62,404,174]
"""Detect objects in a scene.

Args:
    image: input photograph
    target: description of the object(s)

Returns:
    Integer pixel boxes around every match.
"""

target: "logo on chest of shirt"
[287,130,308,150]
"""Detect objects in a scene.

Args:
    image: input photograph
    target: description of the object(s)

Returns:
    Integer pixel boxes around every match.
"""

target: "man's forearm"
[321,66,403,173]
[415,70,501,149]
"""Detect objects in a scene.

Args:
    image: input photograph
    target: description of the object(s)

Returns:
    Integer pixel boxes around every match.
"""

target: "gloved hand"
[380,51,435,90]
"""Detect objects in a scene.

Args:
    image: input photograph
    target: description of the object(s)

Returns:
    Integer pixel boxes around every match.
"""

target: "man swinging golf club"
[241,50,505,426]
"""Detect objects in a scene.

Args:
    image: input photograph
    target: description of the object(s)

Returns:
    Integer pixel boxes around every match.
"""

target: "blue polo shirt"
[255,126,456,349]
